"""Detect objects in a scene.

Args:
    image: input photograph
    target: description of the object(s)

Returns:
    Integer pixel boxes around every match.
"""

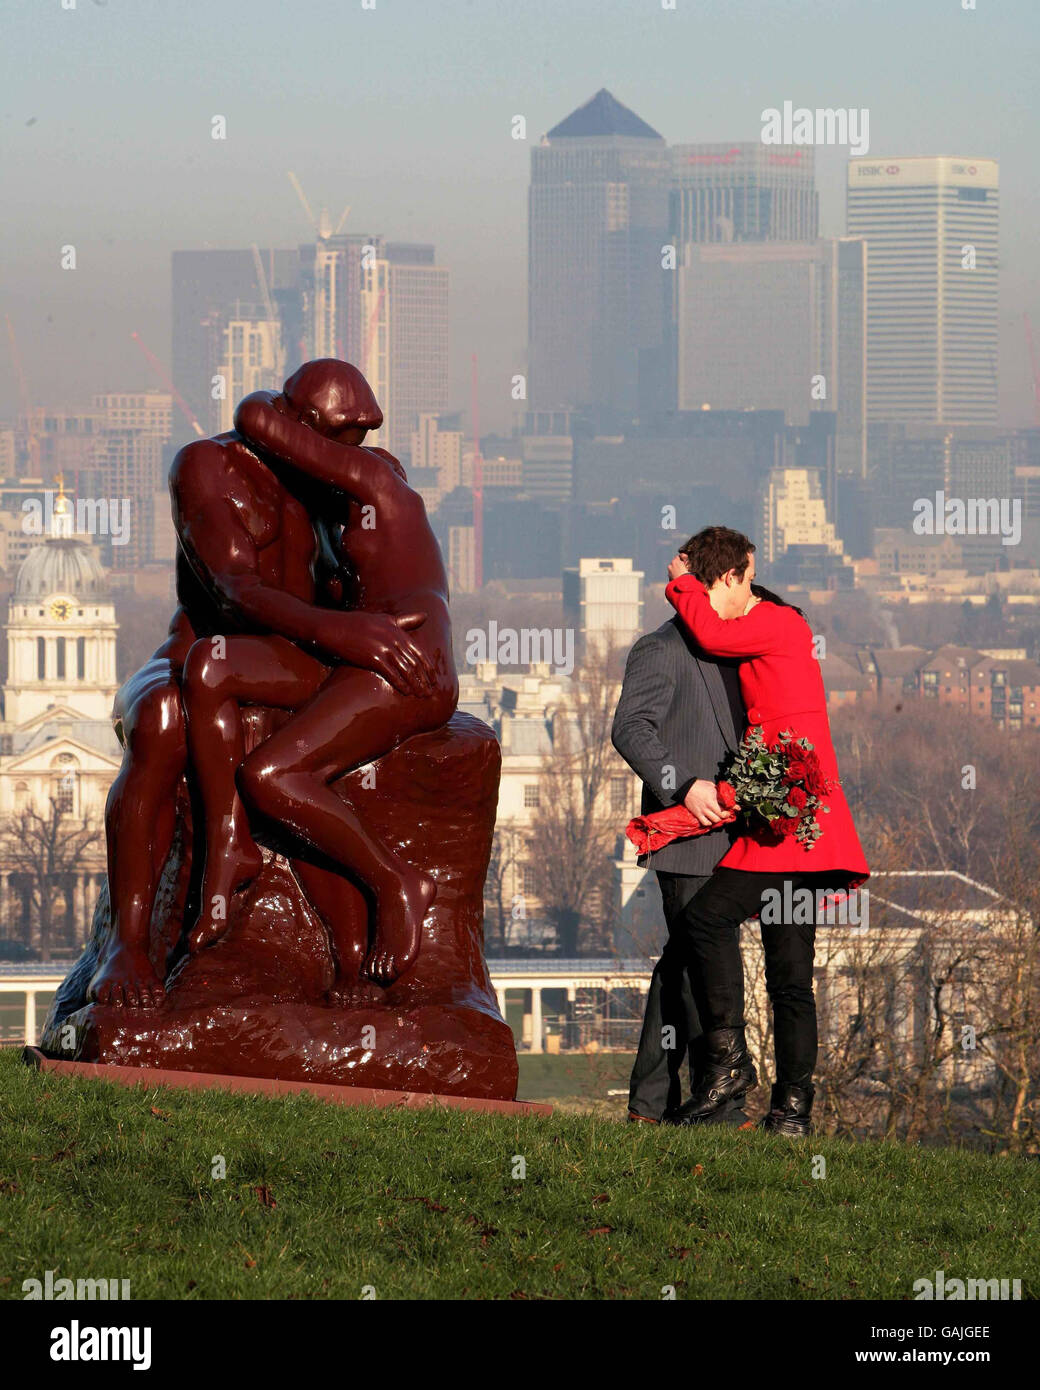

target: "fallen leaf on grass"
[399,1195,448,1212]
[592,1192,610,1204]
[150,1106,169,1121]
[252,1185,277,1208]
[586,1226,613,1237]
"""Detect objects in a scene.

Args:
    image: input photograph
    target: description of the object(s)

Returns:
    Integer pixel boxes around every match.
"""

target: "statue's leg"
[88,670,186,1007]
[237,667,453,984]
[181,634,328,951]
[289,857,370,1001]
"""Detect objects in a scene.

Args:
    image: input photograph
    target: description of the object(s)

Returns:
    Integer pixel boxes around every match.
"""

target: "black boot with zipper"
[663,1026,757,1126]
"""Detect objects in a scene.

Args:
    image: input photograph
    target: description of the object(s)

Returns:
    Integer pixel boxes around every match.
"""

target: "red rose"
[787,786,808,811]
[804,764,830,798]
[717,780,737,811]
[769,815,800,838]
[784,759,809,784]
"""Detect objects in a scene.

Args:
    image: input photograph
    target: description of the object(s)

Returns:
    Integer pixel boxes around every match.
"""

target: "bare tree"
[2,800,102,960]
[526,646,627,956]
[484,825,523,954]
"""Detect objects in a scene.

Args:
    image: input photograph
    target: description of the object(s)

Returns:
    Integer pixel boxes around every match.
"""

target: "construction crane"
[129,331,204,437]
[5,314,40,473]
[250,243,278,325]
[250,243,288,381]
[287,171,350,242]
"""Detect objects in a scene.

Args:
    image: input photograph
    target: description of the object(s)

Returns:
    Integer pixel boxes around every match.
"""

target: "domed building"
[6,535,118,724]
[0,523,121,956]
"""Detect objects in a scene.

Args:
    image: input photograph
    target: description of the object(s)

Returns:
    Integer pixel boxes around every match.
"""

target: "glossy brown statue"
[41,361,516,1101]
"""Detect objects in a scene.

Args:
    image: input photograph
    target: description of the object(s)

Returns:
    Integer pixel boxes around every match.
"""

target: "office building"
[563,557,644,658]
[171,248,301,436]
[670,142,818,245]
[676,238,866,473]
[847,157,998,425]
[528,89,670,415]
[215,310,285,432]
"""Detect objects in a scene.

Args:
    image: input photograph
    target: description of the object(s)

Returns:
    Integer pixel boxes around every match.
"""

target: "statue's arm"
[234,392,398,507]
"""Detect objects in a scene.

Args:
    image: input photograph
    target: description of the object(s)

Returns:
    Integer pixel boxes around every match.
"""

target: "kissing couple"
[612,525,869,1134]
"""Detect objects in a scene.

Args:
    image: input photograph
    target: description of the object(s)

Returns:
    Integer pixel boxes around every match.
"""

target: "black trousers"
[667,868,827,1087]
[627,871,748,1123]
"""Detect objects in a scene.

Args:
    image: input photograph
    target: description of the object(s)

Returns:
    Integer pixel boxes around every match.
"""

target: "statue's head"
[279,360,383,443]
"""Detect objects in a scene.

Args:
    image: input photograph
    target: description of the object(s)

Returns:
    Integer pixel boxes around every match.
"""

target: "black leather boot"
[761,1081,815,1137]
[663,1027,757,1126]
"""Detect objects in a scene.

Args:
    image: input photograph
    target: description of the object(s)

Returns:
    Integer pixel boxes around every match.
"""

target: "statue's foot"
[188,834,265,953]
[87,945,165,1009]
[326,980,382,1009]
[362,869,437,986]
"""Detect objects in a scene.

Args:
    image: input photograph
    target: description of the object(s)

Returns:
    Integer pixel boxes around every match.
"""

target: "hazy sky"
[2,0,1038,436]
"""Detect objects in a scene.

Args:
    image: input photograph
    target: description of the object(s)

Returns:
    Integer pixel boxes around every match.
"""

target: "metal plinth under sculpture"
[39,360,517,1103]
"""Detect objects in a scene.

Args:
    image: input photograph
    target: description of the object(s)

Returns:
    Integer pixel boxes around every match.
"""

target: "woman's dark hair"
[750,581,806,619]
[679,526,755,586]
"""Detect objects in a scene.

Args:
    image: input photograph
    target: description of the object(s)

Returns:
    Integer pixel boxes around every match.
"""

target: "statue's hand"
[321,612,434,696]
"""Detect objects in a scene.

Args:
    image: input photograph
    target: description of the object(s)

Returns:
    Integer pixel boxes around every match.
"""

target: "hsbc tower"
[847,156,999,426]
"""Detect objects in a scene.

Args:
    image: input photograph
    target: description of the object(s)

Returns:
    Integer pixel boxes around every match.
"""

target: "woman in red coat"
[660,526,868,1134]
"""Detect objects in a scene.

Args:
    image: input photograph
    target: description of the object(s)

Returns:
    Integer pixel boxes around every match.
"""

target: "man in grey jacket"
[611,611,746,1124]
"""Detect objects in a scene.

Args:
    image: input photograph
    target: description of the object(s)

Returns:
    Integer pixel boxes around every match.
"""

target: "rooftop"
[547,88,662,141]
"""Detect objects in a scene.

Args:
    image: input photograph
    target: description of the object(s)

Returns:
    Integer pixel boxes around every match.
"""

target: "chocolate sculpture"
[41,361,517,1101]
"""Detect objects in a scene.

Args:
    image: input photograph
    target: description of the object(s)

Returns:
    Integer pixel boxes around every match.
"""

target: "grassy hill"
[0,1049,1036,1300]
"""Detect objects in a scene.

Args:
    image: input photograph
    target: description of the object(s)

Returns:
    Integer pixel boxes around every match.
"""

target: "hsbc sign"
[851,158,998,189]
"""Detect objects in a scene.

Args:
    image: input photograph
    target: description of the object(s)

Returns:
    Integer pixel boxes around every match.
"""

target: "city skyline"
[3,0,1039,435]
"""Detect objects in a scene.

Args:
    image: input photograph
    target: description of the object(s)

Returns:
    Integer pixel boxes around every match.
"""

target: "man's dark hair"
[679,526,755,587]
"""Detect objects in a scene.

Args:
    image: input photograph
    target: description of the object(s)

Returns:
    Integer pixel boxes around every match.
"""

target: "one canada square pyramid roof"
[546,88,662,140]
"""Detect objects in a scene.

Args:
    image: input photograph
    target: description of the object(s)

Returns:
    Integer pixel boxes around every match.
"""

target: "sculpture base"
[45,996,517,1099]
[22,1048,551,1117]
[40,713,518,1102]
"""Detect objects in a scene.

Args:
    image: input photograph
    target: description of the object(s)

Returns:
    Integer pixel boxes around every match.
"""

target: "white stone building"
[0,531,121,953]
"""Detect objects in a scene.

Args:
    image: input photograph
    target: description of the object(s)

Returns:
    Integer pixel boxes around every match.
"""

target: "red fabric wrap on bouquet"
[625,782,738,856]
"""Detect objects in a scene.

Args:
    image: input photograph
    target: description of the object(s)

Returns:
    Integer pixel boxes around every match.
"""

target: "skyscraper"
[299,231,383,363]
[171,248,300,436]
[216,308,285,433]
[670,143,818,244]
[364,240,447,455]
[528,89,670,415]
[847,157,999,425]
[675,238,866,473]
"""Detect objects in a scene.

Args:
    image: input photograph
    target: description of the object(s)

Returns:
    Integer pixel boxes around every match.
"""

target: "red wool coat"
[666,575,869,885]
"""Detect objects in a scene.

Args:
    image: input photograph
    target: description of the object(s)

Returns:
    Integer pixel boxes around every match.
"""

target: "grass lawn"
[0,1048,1036,1300]
[516,1052,634,1110]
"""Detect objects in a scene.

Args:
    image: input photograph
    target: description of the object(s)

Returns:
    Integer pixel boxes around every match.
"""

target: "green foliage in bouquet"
[719,726,833,848]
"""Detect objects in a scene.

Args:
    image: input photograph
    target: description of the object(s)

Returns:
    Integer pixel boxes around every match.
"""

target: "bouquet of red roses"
[626,725,834,857]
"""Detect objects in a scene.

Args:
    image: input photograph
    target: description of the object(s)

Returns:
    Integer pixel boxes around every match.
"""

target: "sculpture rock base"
[41,713,517,1102]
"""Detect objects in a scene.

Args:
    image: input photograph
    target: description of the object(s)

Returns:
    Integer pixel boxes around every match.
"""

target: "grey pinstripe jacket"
[611,617,744,876]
